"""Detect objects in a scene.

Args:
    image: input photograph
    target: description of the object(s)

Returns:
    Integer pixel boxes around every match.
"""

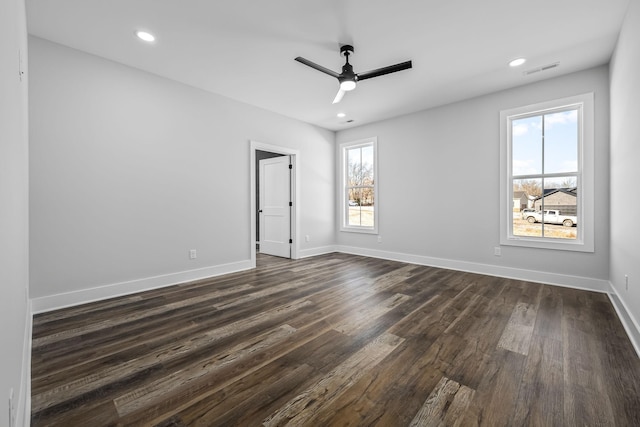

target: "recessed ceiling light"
[135,30,156,42]
[509,58,526,67]
[337,112,346,118]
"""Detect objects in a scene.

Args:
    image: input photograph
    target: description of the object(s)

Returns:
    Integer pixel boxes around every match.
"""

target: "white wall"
[336,66,611,289]
[29,37,335,307]
[610,0,640,338]
[0,0,30,424]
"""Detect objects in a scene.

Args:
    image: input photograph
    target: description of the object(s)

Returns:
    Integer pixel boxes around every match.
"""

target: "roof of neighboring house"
[534,187,577,200]
[513,191,528,199]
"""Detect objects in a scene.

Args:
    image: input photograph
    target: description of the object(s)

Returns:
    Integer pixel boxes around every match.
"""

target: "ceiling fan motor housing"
[339,45,357,85]
[340,63,357,83]
[340,44,354,57]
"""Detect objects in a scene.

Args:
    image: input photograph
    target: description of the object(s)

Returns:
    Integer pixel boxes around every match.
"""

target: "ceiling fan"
[295,45,412,104]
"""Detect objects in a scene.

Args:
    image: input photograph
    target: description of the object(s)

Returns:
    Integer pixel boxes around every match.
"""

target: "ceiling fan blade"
[332,88,346,104]
[357,60,413,81]
[295,57,340,79]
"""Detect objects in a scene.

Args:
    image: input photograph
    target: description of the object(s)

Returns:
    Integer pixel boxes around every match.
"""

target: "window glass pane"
[539,177,578,240]
[347,146,374,188]
[512,116,542,176]
[347,187,374,227]
[343,139,377,232]
[361,145,374,185]
[513,178,542,237]
[544,110,578,174]
[347,147,363,186]
[348,188,361,208]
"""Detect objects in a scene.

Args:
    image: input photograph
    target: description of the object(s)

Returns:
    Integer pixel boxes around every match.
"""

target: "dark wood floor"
[31,253,640,426]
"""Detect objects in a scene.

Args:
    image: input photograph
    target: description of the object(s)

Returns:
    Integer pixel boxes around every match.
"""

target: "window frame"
[340,137,379,234]
[499,93,594,252]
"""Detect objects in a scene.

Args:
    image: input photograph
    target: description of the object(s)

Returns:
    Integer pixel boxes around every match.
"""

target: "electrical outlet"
[625,275,629,291]
[494,247,501,256]
[377,235,382,243]
[305,235,310,242]
[189,249,197,260]
[9,388,15,427]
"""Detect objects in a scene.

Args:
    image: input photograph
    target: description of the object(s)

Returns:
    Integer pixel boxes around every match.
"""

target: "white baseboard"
[17,298,32,427]
[31,246,612,311]
[335,245,610,293]
[31,260,253,314]
[607,284,640,358]
[298,245,339,259]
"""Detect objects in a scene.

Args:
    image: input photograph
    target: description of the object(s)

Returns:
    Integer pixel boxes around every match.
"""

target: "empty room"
[2,0,640,425]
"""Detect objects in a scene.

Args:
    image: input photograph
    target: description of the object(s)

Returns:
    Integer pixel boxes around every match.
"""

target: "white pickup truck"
[525,210,577,227]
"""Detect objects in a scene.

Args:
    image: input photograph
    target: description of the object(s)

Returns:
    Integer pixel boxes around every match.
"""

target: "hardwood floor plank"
[123,286,407,424]
[562,316,616,426]
[587,295,640,425]
[332,292,411,335]
[461,348,527,426]
[409,376,475,427]
[177,363,316,426]
[32,298,313,412]
[124,326,338,426]
[306,340,444,426]
[32,300,230,385]
[32,287,237,348]
[262,332,404,426]
[497,301,538,355]
[113,324,297,416]
[31,253,640,426]
[511,335,564,426]
[533,285,563,341]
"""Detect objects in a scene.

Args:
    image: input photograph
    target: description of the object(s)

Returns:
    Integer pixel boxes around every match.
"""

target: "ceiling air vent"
[523,62,559,76]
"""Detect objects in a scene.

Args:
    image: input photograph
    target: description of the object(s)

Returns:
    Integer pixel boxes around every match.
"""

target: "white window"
[500,93,594,252]
[340,137,378,233]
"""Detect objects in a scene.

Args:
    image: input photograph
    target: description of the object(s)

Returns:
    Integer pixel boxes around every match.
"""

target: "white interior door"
[259,156,291,258]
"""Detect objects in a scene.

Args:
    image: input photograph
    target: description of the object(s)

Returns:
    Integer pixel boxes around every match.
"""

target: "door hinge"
[289,202,292,207]
[289,164,293,169]
[289,239,293,244]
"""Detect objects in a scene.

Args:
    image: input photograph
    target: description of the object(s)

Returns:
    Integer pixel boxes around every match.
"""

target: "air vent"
[523,62,559,76]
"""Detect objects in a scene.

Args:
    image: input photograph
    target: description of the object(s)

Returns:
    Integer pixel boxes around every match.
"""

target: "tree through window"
[341,138,378,233]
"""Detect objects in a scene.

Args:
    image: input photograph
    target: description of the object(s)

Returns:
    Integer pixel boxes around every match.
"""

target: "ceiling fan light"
[340,80,356,91]
[509,58,526,67]
[135,30,156,42]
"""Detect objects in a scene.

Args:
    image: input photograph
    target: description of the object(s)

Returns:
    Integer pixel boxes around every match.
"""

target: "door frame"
[250,140,300,267]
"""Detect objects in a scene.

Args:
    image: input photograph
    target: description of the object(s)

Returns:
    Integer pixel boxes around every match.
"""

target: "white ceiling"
[26,0,629,131]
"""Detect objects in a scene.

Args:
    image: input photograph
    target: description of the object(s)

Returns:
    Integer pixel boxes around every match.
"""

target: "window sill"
[340,226,378,235]
[501,235,594,253]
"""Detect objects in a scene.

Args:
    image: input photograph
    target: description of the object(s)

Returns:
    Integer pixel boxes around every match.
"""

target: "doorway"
[258,153,290,257]
[250,141,300,268]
